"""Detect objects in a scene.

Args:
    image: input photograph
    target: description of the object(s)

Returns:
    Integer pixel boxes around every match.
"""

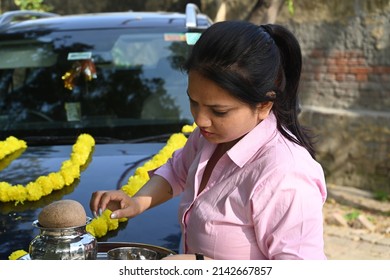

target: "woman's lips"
[200,128,213,137]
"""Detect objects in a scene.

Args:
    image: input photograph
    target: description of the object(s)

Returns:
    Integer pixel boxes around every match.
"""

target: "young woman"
[90,21,327,260]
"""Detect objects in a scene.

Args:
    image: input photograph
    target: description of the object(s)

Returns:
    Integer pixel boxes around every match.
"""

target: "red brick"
[336,58,349,66]
[336,73,346,81]
[347,58,360,66]
[357,58,367,65]
[356,74,368,82]
[350,66,372,74]
[372,66,390,74]
[309,49,325,58]
[326,58,337,65]
[328,65,350,74]
[345,50,364,58]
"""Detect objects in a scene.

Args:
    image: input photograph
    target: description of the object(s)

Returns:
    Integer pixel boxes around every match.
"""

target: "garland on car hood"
[6,123,197,259]
[0,136,27,171]
[0,134,95,203]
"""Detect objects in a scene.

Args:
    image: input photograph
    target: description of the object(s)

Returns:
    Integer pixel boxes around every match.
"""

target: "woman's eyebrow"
[186,90,232,109]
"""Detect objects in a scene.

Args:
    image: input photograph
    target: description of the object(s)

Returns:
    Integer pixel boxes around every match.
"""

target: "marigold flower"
[8,250,28,260]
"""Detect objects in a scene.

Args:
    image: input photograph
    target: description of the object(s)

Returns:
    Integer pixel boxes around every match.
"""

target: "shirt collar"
[227,111,278,167]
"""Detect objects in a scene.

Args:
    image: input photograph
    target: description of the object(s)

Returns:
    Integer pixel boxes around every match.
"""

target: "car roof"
[0,8,212,34]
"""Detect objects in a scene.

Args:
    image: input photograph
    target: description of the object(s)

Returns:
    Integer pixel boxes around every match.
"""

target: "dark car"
[0,4,212,259]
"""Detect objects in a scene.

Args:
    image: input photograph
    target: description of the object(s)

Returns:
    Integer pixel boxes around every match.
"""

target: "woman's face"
[187,70,272,145]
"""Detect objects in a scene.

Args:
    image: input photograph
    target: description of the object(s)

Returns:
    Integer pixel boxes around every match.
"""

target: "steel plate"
[97,242,176,260]
[18,242,176,260]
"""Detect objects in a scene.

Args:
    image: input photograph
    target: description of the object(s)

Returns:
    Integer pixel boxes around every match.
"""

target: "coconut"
[38,199,87,228]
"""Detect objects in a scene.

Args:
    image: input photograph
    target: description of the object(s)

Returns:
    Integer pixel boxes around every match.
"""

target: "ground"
[323,184,390,259]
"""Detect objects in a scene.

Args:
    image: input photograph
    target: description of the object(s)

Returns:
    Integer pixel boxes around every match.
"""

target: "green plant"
[287,0,295,15]
[14,0,52,11]
[344,210,360,221]
[373,190,390,202]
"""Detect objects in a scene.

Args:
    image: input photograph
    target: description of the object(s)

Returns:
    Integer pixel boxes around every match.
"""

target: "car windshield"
[0,29,193,143]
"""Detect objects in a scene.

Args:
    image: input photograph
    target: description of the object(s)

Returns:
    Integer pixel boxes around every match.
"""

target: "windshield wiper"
[125,133,177,143]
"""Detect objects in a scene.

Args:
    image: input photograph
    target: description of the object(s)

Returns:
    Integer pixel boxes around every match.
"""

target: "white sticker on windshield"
[65,102,81,121]
[67,52,92,60]
[164,33,186,41]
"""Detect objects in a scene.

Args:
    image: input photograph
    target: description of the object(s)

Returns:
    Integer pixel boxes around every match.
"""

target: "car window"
[0,42,57,69]
[112,34,163,67]
[0,29,193,141]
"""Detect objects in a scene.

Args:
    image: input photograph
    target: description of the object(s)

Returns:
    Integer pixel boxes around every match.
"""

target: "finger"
[110,197,138,219]
[89,191,105,216]
[90,190,117,216]
[110,207,134,220]
[98,190,127,212]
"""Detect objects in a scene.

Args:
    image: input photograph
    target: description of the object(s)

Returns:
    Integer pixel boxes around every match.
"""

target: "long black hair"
[184,20,316,158]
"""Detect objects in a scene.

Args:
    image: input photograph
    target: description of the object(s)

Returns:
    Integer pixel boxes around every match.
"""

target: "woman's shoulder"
[250,137,326,187]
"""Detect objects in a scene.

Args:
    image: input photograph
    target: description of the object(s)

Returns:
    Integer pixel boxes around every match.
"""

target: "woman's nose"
[193,110,211,128]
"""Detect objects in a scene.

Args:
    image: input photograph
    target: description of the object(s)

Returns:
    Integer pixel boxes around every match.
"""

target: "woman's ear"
[256,101,273,121]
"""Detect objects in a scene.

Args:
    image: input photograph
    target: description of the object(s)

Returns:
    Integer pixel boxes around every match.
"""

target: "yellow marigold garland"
[0,137,27,171]
[0,148,26,172]
[0,136,27,161]
[181,123,197,134]
[0,133,95,203]
[8,250,29,260]
[121,132,187,196]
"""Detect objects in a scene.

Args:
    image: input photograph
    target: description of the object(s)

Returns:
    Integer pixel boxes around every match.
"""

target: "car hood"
[0,142,182,259]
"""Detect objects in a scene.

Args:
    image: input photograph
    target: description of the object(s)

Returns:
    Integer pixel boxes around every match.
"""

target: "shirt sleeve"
[252,170,327,260]
[153,128,201,197]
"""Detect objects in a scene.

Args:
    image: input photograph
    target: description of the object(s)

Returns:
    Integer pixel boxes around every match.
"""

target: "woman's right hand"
[90,175,173,220]
[89,189,144,220]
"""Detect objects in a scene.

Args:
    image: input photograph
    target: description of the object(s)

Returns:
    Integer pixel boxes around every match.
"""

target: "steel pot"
[29,218,97,260]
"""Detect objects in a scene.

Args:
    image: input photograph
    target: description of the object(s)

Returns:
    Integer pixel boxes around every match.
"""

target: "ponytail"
[261,24,316,158]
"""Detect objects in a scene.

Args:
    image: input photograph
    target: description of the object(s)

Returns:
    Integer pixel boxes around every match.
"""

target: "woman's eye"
[212,110,228,116]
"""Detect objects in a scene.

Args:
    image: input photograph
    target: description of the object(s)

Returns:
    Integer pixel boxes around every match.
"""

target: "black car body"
[0,4,212,259]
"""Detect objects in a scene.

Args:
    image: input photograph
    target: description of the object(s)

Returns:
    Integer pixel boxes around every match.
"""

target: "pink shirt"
[154,112,327,260]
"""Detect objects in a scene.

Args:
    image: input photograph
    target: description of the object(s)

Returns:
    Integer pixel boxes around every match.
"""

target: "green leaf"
[287,0,295,15]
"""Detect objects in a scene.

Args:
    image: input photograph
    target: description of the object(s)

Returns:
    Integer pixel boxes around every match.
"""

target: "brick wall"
[301,49,390,111]
[280,6,390,193]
